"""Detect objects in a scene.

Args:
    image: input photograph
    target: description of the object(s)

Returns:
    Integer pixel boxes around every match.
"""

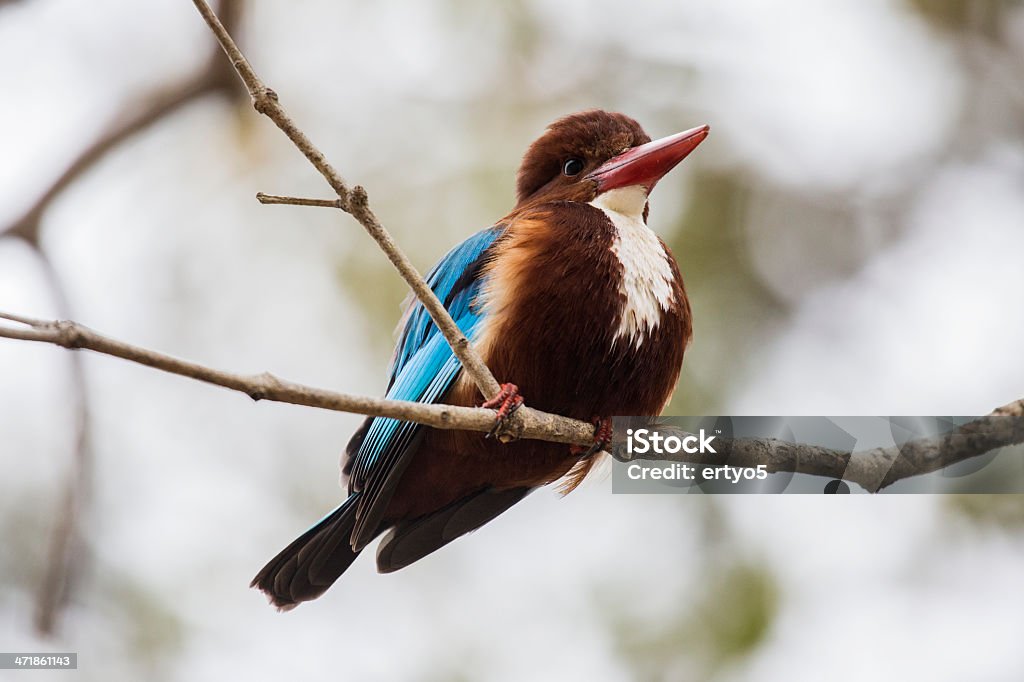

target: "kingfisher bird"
[253,110,708,609]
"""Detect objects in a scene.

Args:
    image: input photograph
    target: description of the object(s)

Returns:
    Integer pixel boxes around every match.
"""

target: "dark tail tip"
[251,497,361,609]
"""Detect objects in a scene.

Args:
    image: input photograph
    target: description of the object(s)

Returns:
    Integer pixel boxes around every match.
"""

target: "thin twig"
[0,310,47,326]
[256,192,341,208]
[190,0,504,403]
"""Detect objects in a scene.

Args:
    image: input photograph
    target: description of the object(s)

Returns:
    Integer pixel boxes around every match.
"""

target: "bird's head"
[513,110,709,218]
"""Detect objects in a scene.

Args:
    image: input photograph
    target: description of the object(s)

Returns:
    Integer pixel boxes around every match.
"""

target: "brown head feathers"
[514,110,651,208]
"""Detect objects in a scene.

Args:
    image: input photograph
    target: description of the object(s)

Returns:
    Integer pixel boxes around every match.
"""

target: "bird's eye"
[562,158,584,177]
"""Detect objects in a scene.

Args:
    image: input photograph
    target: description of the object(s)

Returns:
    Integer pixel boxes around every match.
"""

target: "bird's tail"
[251,494,362,610]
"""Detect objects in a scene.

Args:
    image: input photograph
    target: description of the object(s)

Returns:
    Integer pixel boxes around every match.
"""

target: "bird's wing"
[375,486,532,573]
[346,226,504,550]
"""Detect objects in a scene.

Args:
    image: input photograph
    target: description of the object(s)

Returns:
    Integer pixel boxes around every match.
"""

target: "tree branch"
[0,2,243,636]
[30,259,91,637]
[1,0,244,247]
[2,312,1021,493]
[0,313,594,447]
[190,0,504,402]
[613,403,1024,492]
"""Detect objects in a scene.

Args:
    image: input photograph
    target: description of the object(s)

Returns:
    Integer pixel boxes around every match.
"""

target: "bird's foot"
[481,383,524,439]
[570,417,613,458]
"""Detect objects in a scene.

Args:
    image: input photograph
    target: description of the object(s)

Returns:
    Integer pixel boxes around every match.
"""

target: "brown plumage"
[252,110,706,608]
[515,110,651,207]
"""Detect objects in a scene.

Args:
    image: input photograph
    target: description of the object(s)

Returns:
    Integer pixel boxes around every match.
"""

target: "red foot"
[570,417,613,458]
[481,383,524,438]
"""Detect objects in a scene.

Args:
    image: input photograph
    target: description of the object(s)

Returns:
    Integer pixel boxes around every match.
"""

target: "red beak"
[586,124,709,193]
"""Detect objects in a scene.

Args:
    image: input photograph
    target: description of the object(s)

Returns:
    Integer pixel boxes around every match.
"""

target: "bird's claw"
[571,417,613,458]
[481,383,524,439]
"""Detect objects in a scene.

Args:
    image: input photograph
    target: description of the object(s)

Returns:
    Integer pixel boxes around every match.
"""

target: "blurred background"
[2,0,1023,679]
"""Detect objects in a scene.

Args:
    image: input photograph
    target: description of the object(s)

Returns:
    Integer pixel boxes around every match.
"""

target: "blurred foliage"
[667,171,787,415]
[335,248,408,355]
[907,0,1019,37]
[935,445,1024,494]
[609,560,778,682]
[603,498,778,681]
[691,562,778,671]
[946,494,1024,527]
[94,572,185,680]
[441,0,541,59]
[0,490,54,594]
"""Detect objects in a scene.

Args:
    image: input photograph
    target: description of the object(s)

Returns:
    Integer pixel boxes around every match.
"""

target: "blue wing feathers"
[389,227,502,384]
[346,226,503,537]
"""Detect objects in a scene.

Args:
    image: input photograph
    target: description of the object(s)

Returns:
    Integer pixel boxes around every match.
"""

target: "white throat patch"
[590,186,675,348]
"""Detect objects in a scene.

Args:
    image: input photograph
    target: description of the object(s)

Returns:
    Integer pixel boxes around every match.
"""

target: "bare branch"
[31,260,92,636]
[190,0,504,402]
[3,312,1020,492]
[256,192,341,208]
[0,310,47,326]
[1,0,244,247]
[3,1,241,634]
[613,402,1024,492]
[2,78,220,245]
[0,314,595,447]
